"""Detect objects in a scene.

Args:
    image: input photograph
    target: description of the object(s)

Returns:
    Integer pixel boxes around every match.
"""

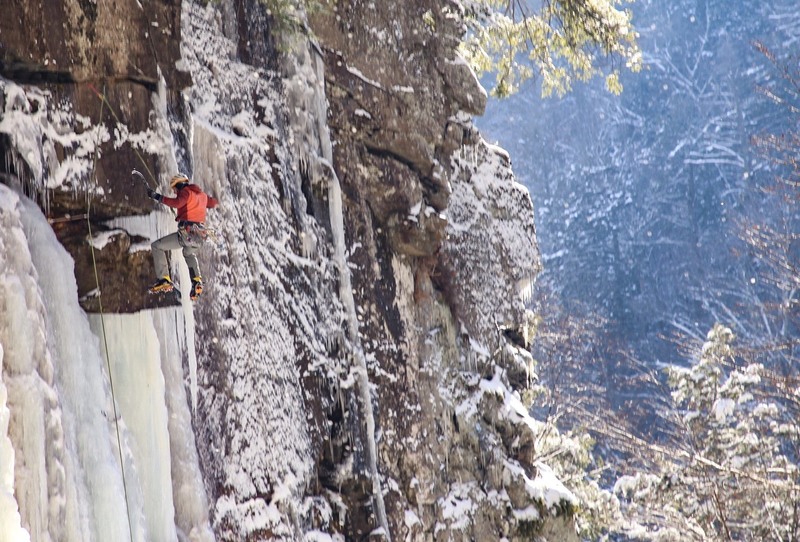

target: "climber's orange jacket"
[161,184,218,223]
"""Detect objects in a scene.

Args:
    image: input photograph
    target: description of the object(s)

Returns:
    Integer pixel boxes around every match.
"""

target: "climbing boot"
[148,276,174,294]
[190,276,204,301]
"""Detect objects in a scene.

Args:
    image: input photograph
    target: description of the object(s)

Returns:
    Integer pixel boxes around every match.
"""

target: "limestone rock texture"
[0,0,575,540]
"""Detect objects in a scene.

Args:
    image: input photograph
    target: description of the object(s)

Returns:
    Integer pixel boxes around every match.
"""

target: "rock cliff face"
[1,0,188,313]
[0,0,575,540]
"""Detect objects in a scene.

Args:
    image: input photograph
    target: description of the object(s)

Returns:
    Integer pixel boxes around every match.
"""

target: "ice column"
[309,49,391,539]
[19,193,144,541]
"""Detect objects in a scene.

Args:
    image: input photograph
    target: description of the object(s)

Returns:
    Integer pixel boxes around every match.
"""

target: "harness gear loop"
[178,220,209,244]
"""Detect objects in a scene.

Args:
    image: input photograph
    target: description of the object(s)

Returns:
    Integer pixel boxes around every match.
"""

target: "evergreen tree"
[460,0,641,97]
[613,324,800,540]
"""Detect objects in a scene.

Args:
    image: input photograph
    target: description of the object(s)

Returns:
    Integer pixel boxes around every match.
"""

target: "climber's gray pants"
[151,229,201,279]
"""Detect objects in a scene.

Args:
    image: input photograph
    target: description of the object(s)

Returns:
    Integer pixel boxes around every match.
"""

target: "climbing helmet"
[170,173,190,191]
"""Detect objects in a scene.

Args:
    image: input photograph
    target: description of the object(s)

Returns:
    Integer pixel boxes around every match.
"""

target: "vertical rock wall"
[0,0,189,313]
[302,1,564,540]
[0,0,575,540]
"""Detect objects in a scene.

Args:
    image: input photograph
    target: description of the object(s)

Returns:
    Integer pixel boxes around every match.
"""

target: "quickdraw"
[183,223,221,242]
[184,222,208,238]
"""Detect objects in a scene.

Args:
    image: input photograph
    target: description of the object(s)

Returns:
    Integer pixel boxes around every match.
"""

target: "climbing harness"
[178,220,220,244]
[179,220,209,243]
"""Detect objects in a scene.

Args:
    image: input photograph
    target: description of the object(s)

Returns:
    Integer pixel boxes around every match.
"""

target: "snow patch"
[436,482,480,532]
[713,397,735,422]
[0,81,109,199]
[88,228,125,250]
[346,66,384,89]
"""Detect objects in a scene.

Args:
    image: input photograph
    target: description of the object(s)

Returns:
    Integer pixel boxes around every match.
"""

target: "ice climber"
[147,173,219,300]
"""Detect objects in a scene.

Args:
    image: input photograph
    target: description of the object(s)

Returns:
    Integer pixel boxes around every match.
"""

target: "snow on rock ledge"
[444,131,542,340]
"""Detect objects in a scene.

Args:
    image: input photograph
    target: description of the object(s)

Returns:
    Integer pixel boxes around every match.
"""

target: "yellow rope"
[87,84,136,542]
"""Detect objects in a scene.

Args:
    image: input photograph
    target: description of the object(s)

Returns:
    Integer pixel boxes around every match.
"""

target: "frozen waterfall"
[0,185,213,541]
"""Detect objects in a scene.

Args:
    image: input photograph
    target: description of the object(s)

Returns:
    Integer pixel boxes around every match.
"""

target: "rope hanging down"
[86,83,136,542]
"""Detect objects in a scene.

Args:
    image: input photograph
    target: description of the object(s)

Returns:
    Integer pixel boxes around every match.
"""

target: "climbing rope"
[87,83,137,542]
[87,83,159,187]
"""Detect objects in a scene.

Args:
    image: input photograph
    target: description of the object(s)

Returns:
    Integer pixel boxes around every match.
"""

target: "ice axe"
[131,169,153,189]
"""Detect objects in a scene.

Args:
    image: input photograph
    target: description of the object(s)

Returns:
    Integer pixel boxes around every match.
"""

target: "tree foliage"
[460,0,642,97]
[513,17,800,542]
[614,325,800,540]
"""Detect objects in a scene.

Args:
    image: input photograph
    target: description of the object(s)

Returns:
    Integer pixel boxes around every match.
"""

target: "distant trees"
[609,44,800,540]
[613,324,800,540]
[523,298,800,540]
[475,1,796,434]
[521,37,800,541]
[460,0,642,97]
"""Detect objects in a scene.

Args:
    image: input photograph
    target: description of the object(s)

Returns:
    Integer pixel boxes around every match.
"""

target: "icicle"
[13,192,141,541]
[310,49,392,540]
[300,230,318,260]
[516,274,534,305]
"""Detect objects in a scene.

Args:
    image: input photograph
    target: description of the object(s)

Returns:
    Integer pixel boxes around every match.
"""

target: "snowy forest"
[0,0,799,541]
[479,0,800,539]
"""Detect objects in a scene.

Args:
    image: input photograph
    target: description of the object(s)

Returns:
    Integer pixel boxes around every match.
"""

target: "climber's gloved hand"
[147,188,162,202]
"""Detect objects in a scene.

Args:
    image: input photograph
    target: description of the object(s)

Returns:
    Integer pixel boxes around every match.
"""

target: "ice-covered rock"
[0,0,574,540]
